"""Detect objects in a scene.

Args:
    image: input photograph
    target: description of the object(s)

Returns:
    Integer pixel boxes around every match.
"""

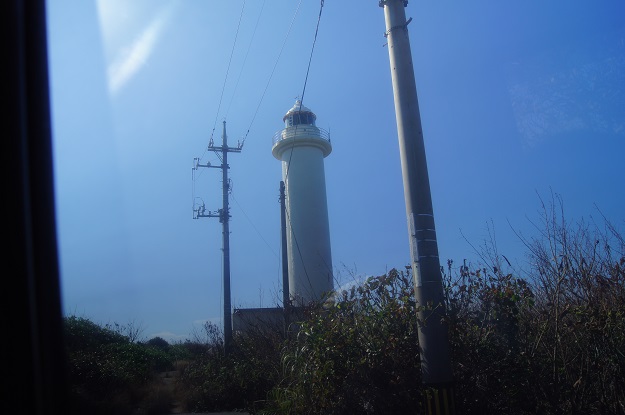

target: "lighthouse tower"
[272,100,333,306]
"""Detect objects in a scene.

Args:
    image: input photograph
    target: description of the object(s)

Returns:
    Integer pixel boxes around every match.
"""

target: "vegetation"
[264,269,423,414]
[174,320,285,413]
[64,316,183,414]
[63,198,624,414]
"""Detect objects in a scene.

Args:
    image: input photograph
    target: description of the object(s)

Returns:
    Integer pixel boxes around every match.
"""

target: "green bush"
[265,269,423,415]
[262,201,624,414]
[64,316,176,414]
[175,321,285,413]
[443,263,537,414]
[443,196,625,414]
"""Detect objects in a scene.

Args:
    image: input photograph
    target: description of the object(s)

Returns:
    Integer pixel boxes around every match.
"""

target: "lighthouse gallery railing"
[272,126,330,146]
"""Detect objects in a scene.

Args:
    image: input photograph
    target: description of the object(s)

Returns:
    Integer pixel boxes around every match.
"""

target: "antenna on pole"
[193,120,242,355]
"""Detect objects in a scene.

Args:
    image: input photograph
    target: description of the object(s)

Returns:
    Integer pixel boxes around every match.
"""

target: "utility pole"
[379,0,456,413]
[279,180,290,333]
[193,120,242,355]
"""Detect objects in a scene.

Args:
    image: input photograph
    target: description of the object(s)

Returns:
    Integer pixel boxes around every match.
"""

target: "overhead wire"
[194,0,329,297]
[220,0,307,285]
[195,0,299,241]
[285,206,312,292]
[282,0,327,290]
[240,0,304,147]
[298,0,324,119]
[231,192,279,259]
[284,0,325,183]
[208,0,246,146]
[225,0,266,121]
[193,0,246,215]
[200,0,304,160]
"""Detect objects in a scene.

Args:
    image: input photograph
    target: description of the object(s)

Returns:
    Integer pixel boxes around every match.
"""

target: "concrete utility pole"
[193,120,242,355]
[379,0,456,413]
[279,181,290,308]
[279,180,290,331]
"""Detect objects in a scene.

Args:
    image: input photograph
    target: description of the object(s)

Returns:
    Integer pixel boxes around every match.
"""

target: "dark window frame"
[4,1,69,413]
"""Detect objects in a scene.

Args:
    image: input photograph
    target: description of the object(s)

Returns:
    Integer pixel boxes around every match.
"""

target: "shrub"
[62,197,624,415]
[517,196,625,414]
[265,269,423,415]
[444,194,625,414]
[175,321,285,413]
[263,197,624,415]
[443,262,537,414]
[64,316,175,414]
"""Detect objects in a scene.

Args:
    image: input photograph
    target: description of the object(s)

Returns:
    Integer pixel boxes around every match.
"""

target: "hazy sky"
[47,0,625,342]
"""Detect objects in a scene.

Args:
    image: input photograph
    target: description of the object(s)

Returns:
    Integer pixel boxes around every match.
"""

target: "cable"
[215,150,224,164]
[209,0,246,146]
[298,0,324,115]
[240,0,304,147]
[225,0,266,120]
[195,0,329,304]
[284,0,325,183]
[281,0,330,296]
[284,204,334,301]
[285,206,312,291]
[231,192,279,259]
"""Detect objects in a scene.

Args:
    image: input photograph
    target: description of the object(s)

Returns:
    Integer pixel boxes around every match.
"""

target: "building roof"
[283,99,315,121]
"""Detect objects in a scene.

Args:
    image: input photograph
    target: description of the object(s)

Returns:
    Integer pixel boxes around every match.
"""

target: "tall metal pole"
[220,121,233,354]
[279,181,289,308]
[193,120,242,356]
[280,181,290,332]
[379,0,455,412]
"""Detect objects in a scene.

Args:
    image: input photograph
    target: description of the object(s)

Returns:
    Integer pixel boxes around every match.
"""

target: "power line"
[240,0,304,147]
[298,0,324,112]
[209,0,246,145]
[284,0,325,183]
[281,0,330,294]
[225,0,266,120]
[193,1,327,321]
[230,192,279,259]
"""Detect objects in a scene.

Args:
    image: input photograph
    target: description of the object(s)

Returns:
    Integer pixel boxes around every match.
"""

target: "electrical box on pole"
[379,0,456,413]
[193,120,242,355]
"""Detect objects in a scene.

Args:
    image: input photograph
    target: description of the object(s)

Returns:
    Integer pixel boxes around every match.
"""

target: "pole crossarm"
[207,145,242,154]
[194,207,222,219]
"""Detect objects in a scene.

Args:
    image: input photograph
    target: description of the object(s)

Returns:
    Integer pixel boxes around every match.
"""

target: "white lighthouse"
[272,100,333,306]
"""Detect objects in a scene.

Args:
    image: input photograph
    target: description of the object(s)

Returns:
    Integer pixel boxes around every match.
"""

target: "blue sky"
[47,0,625,342]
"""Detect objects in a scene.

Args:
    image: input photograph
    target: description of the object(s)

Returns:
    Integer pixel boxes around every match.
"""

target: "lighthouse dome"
[283,99,317,127]
[272,99,331,159]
